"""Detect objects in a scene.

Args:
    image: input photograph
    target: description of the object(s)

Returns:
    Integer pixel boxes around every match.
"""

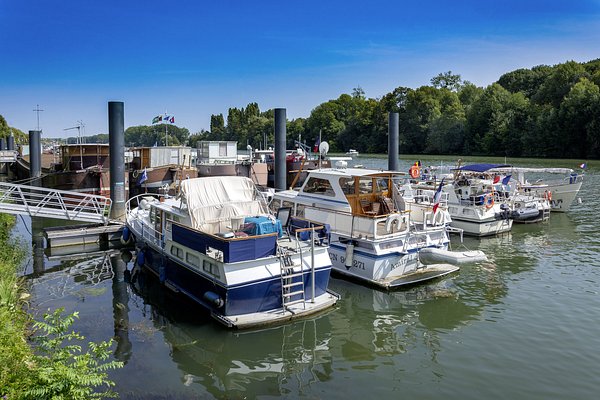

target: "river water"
[13,156,600,399]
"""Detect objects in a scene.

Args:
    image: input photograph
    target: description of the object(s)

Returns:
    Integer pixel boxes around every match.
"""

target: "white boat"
[345,149,359,156]
[271,167,459,289]
[419,247,488,265]
[491,167,583,212]
[438,163,514,237]
[124,176,339,329]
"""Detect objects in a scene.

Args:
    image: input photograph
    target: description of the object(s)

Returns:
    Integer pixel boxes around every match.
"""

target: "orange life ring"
[484,193,495,209]
[409,165,421,179]
[544,190,553,201]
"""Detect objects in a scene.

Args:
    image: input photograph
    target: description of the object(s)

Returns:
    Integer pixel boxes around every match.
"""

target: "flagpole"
[165,112,168,146]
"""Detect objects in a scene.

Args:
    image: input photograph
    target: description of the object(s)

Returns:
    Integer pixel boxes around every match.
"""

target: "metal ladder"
[279,250,306,311]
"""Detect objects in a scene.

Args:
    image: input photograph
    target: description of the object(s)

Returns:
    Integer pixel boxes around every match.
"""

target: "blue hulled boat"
[125,176,339,328]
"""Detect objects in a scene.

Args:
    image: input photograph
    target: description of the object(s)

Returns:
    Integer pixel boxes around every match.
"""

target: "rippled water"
[15,156,600,399]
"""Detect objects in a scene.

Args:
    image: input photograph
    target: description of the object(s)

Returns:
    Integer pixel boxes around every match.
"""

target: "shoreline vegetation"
[0,213,122,399]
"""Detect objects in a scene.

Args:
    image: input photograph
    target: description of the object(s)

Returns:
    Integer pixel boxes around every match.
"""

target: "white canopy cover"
[179,176,267,232]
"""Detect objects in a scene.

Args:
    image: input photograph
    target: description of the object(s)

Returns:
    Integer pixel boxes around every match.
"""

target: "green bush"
[0,213,123,399]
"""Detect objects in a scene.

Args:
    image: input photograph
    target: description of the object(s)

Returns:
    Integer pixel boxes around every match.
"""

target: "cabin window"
[203,260,221,278]
[303,177,335,196]
[170,245,184,259]
[375,178,389,193]
[219,142,227,156]
[339,177,355,195]
[186,252,200,268]
[358,177,373,194]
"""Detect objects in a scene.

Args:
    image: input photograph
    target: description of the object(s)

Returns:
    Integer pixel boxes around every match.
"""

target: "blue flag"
[137,168,148,186]
[501,175,511,185]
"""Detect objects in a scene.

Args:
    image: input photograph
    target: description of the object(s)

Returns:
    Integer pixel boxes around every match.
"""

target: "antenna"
[33,104,44,131]
[64,120,85,169]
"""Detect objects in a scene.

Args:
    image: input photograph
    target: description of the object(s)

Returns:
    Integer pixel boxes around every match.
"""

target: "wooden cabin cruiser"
[125,176,339,329]
[490,167,583,212]
[272,168,460,290]
[439,164,514,237]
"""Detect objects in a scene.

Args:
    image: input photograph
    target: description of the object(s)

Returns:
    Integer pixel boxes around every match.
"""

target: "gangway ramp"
[0,182,112,224]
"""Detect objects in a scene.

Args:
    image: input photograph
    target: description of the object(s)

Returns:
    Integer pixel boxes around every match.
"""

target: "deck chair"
[378,196,395,214]
[276,207,292,241]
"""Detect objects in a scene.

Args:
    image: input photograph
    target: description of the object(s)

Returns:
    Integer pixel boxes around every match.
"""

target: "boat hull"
[449,216,512,236]
[327,242,457,289]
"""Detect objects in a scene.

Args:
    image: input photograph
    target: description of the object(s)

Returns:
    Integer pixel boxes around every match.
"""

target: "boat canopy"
[454,163,511,173]
[489,167,574,174]
[179,176,268,231]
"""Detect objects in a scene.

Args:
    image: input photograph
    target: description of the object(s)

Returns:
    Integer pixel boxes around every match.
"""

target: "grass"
[0,213,123,399]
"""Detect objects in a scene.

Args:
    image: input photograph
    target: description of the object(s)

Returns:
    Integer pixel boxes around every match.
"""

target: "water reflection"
[326,275,489,367]
[126,265,335,398]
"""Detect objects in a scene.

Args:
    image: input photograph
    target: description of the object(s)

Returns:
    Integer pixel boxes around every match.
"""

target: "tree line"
[2,58,599,159]
[197,58,600,159]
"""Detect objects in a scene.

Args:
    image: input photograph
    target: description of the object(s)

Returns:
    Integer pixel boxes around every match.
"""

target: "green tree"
[431,71,464,91]
[533,61,589,107]
[556,78,600,158]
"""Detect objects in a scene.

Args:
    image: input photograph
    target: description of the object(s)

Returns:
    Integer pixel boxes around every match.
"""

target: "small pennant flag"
[579,163,587,169]
[137,167,148,186]
[152,116,160,124]
[493,175,501,184]
[501,175,512,185]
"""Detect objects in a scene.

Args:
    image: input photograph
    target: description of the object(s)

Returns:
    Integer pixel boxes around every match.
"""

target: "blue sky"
[1,0,599,138]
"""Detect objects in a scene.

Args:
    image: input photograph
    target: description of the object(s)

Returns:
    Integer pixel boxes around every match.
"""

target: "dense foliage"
[0,115,28,145]
[0,214,122,399]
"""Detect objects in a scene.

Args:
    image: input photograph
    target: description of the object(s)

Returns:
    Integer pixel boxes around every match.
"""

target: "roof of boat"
[455,163,511,172]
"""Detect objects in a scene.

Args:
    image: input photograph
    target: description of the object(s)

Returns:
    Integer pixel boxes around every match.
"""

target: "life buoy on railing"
[484,193,495,209]
[544,190,553,202]
[409,165,421,179]
[385,213,404,233]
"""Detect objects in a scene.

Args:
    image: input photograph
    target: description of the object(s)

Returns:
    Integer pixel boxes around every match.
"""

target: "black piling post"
[28,130,42,182]
[274,108,287,190]
[108,101,126,221]
[388,112,399,171]
[0,138,6,151]
[7,134,15,151]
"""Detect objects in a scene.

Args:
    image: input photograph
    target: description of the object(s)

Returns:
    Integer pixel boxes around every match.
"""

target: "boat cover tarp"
[454,163,511,173]
[179,176,268,232]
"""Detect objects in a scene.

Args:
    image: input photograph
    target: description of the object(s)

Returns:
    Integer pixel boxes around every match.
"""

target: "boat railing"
[299,202,410,240]
[126,193,167,249]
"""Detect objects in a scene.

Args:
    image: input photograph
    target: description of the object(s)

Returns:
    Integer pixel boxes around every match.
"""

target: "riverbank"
[0,213,122,399]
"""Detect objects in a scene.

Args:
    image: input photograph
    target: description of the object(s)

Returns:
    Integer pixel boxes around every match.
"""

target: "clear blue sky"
[1,0,599,138]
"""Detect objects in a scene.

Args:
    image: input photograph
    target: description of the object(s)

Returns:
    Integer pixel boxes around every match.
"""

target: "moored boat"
[491,166,584,212]
[272,167,461,289]
[125,176,339,329]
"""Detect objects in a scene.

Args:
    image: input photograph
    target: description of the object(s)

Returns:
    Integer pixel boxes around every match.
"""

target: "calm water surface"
[15,156,600,399]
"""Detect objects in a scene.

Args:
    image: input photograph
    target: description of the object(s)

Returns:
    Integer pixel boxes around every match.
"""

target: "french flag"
[432,178,445,214]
